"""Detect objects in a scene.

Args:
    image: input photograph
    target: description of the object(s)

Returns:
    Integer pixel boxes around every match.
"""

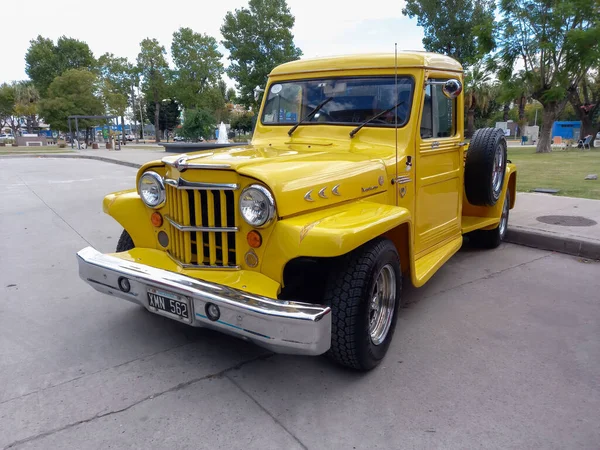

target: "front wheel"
[116,229,134,252]
[324,238,402,371]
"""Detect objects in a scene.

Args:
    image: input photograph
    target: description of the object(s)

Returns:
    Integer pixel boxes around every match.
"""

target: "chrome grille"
[165,178,238,268]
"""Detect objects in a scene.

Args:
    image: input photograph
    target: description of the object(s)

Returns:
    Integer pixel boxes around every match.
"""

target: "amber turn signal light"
[246,230,262,248]
[151,212,163,227]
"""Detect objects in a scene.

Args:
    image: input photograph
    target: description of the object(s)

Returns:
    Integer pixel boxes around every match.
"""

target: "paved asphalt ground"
[1,159,599,450]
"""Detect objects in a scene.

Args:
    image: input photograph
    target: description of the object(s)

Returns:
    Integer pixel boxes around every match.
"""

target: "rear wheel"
[324,238,402,371]
[116,230,134,252]
[470,190,510,249]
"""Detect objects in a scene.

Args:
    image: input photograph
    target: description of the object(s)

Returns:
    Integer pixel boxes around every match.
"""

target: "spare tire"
[464,128,507,206]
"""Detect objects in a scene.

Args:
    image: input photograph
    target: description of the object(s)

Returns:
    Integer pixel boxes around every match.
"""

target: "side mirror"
[254,85,265,102]
[426,78,463,99]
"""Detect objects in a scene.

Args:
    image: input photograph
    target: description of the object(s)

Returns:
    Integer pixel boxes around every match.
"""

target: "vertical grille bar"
[181,191,192,264]
[220,190,229,266]
[206,191,217,266]
[193,190,203,265]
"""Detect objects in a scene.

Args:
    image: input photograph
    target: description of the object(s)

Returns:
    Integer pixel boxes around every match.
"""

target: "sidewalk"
[506,193,600,260]
[2,147,600,260]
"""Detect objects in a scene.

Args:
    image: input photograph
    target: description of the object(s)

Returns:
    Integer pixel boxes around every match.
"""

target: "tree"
[230,110,254,133]
[0,83,16,133]
[179,109,215,141]
[98,53,135,137]
[137,38,170,142]
[567,71,600,145]
[146,99,181,138]
[464,65,494,137]
[13,81,40,133]
[402,0,496,68]
[497,70,533,136]
[171,28,224,109]
[498,0,600,152]
[221,0,302,108]
[226,87,237,103]
[25,36,96,96]
[38,69,104,132]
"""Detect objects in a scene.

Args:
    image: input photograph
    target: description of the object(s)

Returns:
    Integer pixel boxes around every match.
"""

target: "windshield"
[261,77,414,128]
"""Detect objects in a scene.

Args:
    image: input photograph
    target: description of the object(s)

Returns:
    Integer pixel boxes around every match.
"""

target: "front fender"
[103,189,157,248]
[262,199,411,284]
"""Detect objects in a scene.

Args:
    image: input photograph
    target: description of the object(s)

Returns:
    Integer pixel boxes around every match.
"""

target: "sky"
[0,0,425,89]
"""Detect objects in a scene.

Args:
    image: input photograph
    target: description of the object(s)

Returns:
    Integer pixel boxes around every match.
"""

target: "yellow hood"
[163,145,388,217]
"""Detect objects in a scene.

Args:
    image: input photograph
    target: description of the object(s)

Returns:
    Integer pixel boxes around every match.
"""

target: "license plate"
[147,288,190,320]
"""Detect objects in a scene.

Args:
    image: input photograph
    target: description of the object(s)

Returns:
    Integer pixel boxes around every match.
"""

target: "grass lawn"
[507,147,600,199]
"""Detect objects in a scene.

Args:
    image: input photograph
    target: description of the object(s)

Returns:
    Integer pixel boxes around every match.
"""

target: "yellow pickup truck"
[77,52,516,370]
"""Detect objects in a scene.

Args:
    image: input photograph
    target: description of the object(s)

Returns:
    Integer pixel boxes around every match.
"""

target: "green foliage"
[179,109,215,140]
[402,0,496,68]
[226,87,237,102]
[221,0,302,108]
[38,69,104,131]
[25,36,96,96]
[0,83,16,126]
[230,110,254,133]
[498,0,600,151]
[137,38,170,104]
[98,53,135,117]
[171,27,223,109]
[146,99,181,133]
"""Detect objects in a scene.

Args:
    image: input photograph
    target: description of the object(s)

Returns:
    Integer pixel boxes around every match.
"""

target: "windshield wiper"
[288,97,333,136]
[349,100,405,138]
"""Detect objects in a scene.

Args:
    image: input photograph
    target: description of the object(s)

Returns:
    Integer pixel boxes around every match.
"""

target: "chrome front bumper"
[76,247,331,355]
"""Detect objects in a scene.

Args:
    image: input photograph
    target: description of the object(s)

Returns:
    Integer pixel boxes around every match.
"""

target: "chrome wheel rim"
[492,145,504,195]
[499,193,509,238]
[368,264,396,346]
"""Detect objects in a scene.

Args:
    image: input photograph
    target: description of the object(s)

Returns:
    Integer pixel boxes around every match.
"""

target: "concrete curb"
[506,227,600,260]
[0,153,142,169]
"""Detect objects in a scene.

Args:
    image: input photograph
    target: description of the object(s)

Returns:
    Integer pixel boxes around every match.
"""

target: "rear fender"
[262,200,412,284]
[462,163,517,227]
[103,189,157,248]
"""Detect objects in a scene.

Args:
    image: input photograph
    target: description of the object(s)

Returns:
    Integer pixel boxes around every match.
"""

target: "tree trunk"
[579,114,599,147]
[121,115,126,145]
[503,103,510,121]
[154,102,161,143]
[537,106,557,153]
[466,108,475,138]
[518,95,526,137]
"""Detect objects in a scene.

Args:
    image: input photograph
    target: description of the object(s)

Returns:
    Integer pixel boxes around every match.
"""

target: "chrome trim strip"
[165,178,239,191]
[77,246,331,355]
[166,252,240,270]
[394,176,412,184]
[165,215,238,232]
[162,155,232,171]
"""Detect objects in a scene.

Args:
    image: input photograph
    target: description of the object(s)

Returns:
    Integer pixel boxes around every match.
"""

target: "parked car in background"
[0,133,14,142]
[125,134,136,141]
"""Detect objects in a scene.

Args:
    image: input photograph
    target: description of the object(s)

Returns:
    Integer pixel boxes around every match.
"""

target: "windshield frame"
[259,75,415,130]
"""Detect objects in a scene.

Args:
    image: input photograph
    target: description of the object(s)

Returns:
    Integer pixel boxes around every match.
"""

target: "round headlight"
[138,171,165,208]
[239,185,275,228]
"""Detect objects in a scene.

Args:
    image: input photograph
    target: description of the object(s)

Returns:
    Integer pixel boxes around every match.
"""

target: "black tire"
[116,229,134,252]
[470,190,510,249]
[465,128,508,206]
[324,238,402,371]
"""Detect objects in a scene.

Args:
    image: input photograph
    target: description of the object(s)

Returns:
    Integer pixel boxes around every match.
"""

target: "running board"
[412,236,463,287]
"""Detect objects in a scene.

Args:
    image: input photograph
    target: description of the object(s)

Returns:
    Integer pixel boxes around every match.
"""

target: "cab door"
[414,76,464,256]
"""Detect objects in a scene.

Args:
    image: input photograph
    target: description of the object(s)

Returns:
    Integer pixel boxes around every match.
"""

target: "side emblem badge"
[378,176,384,186]
[400,187,407,198]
